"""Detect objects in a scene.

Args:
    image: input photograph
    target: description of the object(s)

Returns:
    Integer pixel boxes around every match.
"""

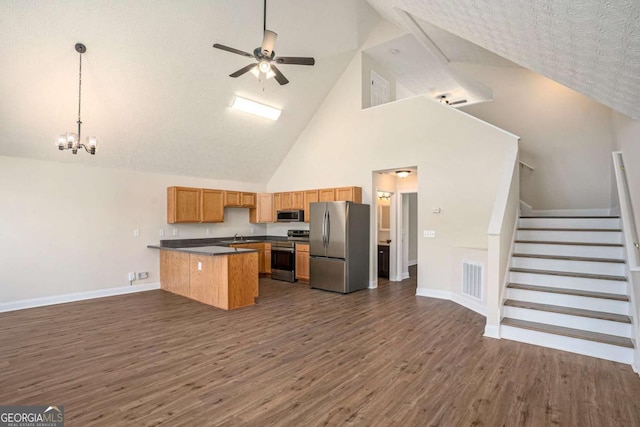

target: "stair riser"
[509,272,628,294]
[511,257,626,276]
[517,230,623,244]
[503,306,632,338]
[519,218,620,229]
[500,325,634,364]
[514,243,624,259]
[506,288,630,314]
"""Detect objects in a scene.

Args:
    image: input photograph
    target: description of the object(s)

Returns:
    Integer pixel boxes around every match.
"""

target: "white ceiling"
[2,1,638,183]
[366,0,640,120]
[0,0,380,182]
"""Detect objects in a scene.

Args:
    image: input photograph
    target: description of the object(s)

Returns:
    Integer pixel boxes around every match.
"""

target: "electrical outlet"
[250,227,255,234]
[137,272,149,280]
[424,230,436,238]
[172,229,179,236]
[206,227,211,235]
[128,272,136,281]
[431,208,441,214]
[133,229,140,237]
[159,229,165,237]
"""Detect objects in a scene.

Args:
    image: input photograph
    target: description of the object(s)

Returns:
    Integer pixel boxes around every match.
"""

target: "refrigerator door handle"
[322,208,327,248]
[326,209,331,248]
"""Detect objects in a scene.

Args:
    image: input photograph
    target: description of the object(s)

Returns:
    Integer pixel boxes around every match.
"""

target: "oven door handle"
[272,248,295,253]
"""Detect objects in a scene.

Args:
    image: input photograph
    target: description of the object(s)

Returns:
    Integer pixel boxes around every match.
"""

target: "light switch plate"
[424,230,436,238]
[432,208,441,214]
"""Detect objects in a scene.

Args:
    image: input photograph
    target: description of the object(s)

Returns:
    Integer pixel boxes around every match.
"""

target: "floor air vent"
[462,261,483,299]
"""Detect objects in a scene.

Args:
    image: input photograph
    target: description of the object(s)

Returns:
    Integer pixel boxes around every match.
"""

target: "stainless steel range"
[270,230,310,282]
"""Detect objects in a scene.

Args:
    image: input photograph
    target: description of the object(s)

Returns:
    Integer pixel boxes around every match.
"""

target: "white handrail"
[519,160,535,171]
[612,152,640,270]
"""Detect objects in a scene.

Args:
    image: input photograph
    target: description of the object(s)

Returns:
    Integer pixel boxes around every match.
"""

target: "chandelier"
[56,43,98,155]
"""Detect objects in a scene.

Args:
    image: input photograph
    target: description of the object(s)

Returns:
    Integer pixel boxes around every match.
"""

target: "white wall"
[267,21,519,294]
[457,64,615,210]
[0,155,266,304]
[611,111,640,231]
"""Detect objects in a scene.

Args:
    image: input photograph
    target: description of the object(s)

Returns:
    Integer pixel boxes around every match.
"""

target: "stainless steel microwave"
[276,209,305,222]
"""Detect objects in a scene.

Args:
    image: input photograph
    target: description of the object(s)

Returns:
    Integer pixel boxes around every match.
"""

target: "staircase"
[500,215,635,364]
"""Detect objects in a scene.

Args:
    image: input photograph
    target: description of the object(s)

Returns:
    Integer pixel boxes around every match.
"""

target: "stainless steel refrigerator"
[309,201,370,293]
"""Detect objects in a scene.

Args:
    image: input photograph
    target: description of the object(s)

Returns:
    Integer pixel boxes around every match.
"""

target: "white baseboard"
[0,283,161,313]
[408,259,417,266]
[484,324,501,339]
[368,280,378,289]
[416,288,487,317]
[401,271,410,280]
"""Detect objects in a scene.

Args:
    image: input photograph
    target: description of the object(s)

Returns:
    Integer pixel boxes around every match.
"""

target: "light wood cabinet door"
[303,190,319,223]
[250,193,273,223]
[224,191,242,207]
[201,189,224,223]
[241,192,257,208]
[167,186,201,223]
[281,192,293,210]
[335,186,362,203]
[291,191,304,210]
[264,243,271,274]
[319,188,336,202]
[295,244,310,282]
[273,193,282,222]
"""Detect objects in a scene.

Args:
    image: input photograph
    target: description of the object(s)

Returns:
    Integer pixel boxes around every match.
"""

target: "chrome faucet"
[234,233,239,242]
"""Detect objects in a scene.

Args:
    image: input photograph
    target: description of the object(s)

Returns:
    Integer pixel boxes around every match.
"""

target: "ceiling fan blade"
[230,64,258,78]
[261,30,277,56]
[275,56,315,66]
[449,99,468,106]
[270,65,289,85]
[213,44,255,58]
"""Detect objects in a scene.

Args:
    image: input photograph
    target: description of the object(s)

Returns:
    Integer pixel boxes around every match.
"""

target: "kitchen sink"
[219,239,261,244]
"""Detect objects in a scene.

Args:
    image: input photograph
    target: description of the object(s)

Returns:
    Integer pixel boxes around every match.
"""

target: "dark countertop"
[147,244,258,256]
[147,235,309,256]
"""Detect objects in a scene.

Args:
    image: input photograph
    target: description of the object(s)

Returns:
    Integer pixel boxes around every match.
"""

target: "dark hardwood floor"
[2,268,640,426]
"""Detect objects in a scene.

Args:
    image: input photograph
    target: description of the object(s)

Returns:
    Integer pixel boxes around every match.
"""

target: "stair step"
[512,253,625,263]
[507,283,629,301]
[504,300,631,323]
[510,268,627,282]
[501,318,634,348]
[518,228,622,232]
[515,240,623,247]
[520,216,619,219]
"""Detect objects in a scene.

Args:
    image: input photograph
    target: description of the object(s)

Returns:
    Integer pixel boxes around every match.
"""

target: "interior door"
[326,201,347,259]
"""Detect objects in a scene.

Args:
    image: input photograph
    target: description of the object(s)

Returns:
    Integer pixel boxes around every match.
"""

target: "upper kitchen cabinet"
[201,189,224,223]
[319,188,336,202]
[249,193,273,223]
[167,187,201,223]
[224,191,257,208]
[335,186,362,203]
[291,191,304,210]
[273,193,282,219]
[303,190,319,223]
[280,192,293,210]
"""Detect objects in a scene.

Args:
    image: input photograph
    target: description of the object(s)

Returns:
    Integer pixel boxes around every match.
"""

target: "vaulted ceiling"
[1,1,638,183]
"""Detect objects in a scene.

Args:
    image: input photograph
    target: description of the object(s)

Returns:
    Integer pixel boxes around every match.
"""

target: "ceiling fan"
[438,95,467,106]
[212,0,315,85]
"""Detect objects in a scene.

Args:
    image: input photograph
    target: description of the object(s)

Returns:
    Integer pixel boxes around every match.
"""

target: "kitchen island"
[148,244,259,310]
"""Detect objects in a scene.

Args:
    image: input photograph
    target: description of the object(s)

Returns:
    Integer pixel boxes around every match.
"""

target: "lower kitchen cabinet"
[295,243,310,282]
[230,243,270,275]
[378,245,390,278]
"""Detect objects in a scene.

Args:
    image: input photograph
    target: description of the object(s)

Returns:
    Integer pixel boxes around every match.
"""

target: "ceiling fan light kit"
[213,0,315,86]
[56,43,98,155]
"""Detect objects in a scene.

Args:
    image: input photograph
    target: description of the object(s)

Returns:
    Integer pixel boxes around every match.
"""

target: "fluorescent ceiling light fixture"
[230,96,281,121]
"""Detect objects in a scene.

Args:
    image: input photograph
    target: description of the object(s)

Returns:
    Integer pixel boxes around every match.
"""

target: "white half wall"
[0,155,266,304]
[612,112,640,232]
[267,21,519,295]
